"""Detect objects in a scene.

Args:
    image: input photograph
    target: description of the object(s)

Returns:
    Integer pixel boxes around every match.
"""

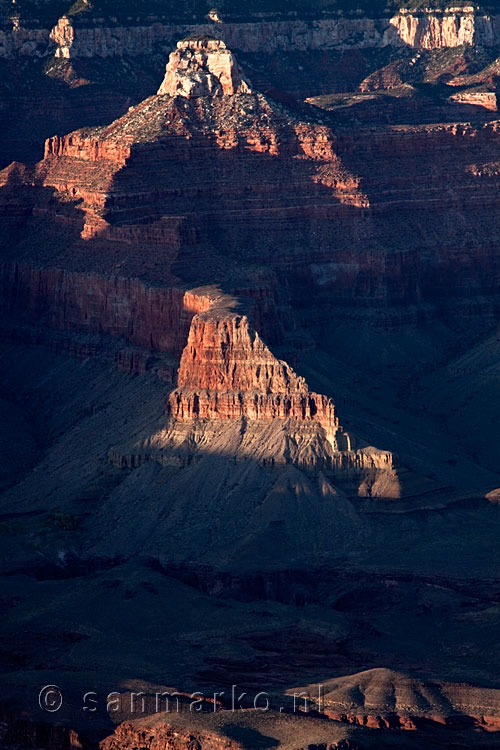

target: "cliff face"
[168,312,344,438]
[3,10,498,62]
[76,279,394,499]
[388,8,480,48]
[0,265,213,355]
[2,9,500,62]
[158,307,402,489]
[20,98,500,324]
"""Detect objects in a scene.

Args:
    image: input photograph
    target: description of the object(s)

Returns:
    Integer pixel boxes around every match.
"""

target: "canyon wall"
[0,264,213,355]
[2,9,500,61]
[44,13,500,58]
[5,33,500,329]
[5,40,500,334]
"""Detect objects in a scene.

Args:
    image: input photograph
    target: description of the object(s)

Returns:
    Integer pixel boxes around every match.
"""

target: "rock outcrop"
[157,37,252,98]
[97,286,399,494]
[168,311,347,442]
[448,90,498,111]
[388,7,479,49]
[99,711,358,750]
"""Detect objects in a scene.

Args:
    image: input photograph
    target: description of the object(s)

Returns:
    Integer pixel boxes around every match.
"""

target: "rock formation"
[104,289,397,489]
[0,34,492,496]
[291,668,500,732]
[168,311,344,435]
[157,37,252,98]
[448,89,498,111]
[99,711,359,750]
[388,7,479,49]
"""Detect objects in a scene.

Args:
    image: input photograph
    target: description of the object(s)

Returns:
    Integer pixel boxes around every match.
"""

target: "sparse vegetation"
[182,33,219,42]
[45,511,80,532]
[67,0,92,15]
[0,521,16,535]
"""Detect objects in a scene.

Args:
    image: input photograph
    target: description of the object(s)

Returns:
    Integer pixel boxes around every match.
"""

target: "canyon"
[3,5,500,750]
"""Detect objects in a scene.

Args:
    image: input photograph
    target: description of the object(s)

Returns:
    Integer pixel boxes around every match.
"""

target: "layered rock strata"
[5,10,500,63]
[5,35,500,326]
[117,298,398,490]
[168,311,346,440]
[0,265,213,356]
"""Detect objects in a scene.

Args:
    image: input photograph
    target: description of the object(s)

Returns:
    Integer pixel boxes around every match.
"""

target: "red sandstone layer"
[168,312,346,439]
[0,264,214,356]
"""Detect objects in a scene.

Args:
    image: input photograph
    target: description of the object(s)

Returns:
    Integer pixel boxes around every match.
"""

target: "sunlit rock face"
[168,311,345,437]
[157,37,253,98]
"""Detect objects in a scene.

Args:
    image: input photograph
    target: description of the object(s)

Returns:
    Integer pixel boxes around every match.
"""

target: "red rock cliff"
[168,310,353,452]
[0,264,213,356]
